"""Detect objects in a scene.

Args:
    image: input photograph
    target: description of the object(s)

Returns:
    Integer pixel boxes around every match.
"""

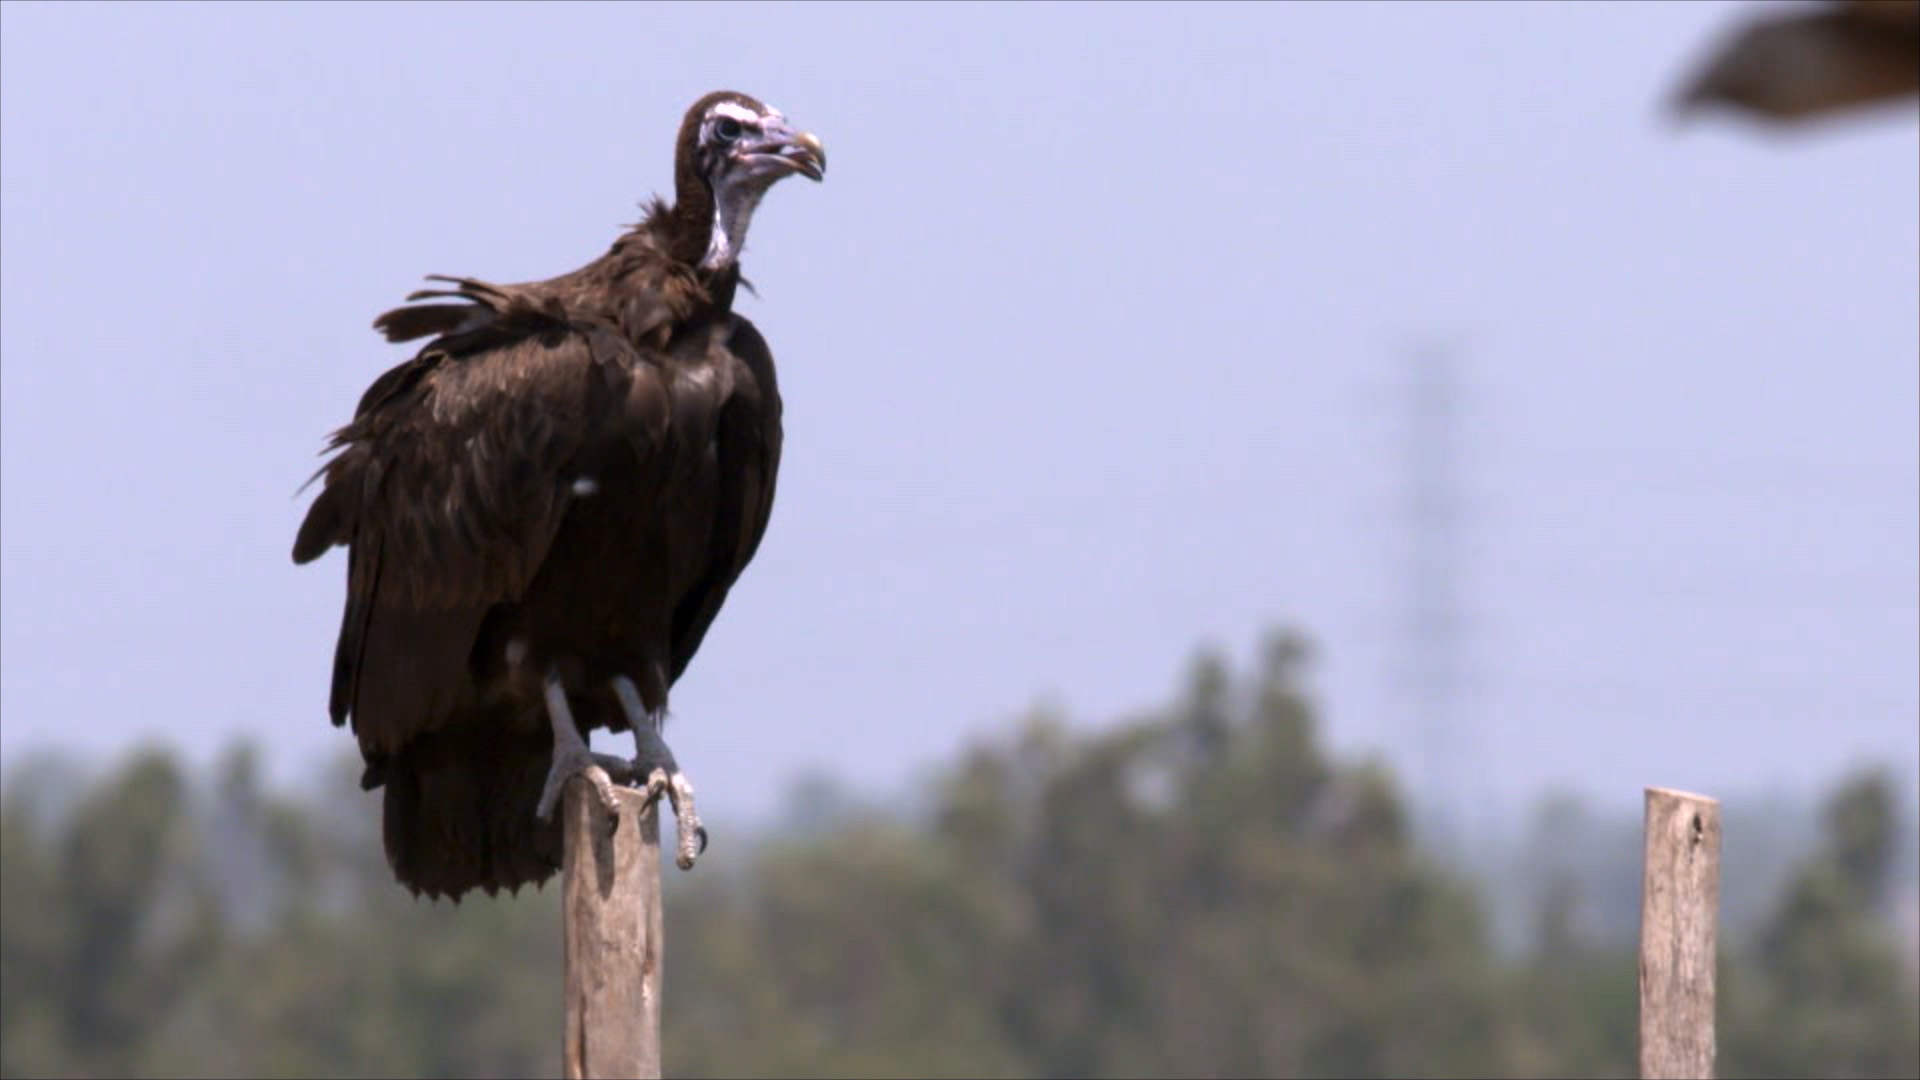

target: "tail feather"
[376,717,563,900]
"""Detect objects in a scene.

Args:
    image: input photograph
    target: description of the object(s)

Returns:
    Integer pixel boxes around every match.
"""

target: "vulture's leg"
[535,674,624,821]
[612,674,707,870]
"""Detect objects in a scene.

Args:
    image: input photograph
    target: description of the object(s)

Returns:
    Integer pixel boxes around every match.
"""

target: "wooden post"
[1638,786,1721,1080]
[563,776,664,1080]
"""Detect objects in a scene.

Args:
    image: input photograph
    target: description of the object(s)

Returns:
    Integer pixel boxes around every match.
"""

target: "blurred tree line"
[2,631,1915,1079]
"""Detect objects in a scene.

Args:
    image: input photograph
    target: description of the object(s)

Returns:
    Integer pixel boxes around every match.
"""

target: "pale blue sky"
[3,1,1915,829]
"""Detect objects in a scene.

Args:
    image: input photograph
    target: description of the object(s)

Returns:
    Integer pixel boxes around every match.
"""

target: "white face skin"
[708,100,776,146]
[697,100,825,270]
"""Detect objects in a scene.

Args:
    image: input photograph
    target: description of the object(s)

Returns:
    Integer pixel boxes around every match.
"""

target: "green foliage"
[1,635,1914,1079]
[1721,769,1920,1080]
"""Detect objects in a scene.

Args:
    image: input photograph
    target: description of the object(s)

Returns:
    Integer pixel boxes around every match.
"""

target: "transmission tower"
[1393,342,1480,846]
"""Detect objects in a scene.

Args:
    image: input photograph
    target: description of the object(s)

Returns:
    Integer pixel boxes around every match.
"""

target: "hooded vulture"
[293,90,824,899]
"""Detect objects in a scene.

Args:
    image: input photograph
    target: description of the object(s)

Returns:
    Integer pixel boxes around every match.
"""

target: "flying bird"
[293,90,824,899]
[1675,0,1919,124]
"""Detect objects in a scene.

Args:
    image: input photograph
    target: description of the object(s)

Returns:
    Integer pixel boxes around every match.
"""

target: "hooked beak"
[787,131,827,181]
[744,124,827,182]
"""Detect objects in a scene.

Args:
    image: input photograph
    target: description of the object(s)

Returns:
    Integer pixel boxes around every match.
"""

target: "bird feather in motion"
[293,91,825,900]
[1675,0,1919,124]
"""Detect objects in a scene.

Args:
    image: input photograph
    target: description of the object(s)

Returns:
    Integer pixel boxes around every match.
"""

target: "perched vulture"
[293,91,824,899]
[1675,0,1919,124]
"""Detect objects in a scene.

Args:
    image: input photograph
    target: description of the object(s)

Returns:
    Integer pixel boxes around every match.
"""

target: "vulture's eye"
[715,117,744,142]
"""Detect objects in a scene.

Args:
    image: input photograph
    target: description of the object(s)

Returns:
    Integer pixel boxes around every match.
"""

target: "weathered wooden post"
[562,776,664,1080]
[1638,786,1721,1080]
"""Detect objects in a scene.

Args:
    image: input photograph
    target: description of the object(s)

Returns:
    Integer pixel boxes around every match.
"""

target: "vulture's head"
[674,90,826,270]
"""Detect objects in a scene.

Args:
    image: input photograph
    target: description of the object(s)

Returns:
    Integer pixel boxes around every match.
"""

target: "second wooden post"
[1638,786,1721,1080]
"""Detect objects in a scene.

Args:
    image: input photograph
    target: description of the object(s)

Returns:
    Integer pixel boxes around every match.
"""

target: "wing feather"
[296,248,713,763]
[295,282,674,752]
[669,314,784,681]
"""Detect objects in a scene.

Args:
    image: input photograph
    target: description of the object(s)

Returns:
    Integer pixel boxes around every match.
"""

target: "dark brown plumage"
[293,90,824,899]
[1676,0,1919,123]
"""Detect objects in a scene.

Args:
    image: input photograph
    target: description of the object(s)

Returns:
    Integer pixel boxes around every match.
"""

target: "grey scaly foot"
[612,675,708,870]
[535,675,621,821]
